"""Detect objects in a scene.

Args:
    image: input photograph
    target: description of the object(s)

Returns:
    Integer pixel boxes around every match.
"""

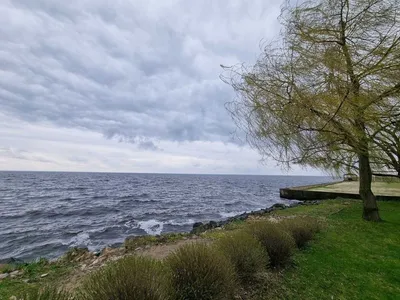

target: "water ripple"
[0,172,332,260]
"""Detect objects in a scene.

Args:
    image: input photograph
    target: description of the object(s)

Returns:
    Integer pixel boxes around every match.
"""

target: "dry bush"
[214,230,268,283]
[246,220,296,268]
[281,217,321,248]
[166,243,236,300]
[79,255,172,300]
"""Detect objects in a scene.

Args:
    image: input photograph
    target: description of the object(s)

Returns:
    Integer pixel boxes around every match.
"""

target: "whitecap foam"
[168,219,195,226]
[219,211,246,218]
[69,232,92,248]
[138,220,164,235]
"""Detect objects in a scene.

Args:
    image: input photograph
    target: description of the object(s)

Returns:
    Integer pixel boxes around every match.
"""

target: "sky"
[0,0,321,175]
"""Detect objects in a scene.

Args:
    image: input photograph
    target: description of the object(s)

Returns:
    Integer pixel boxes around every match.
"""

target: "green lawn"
[269,200,400,300]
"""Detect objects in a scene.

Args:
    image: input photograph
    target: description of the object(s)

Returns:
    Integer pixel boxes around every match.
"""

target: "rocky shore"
[190,200,320,234]
[0,200,321,270]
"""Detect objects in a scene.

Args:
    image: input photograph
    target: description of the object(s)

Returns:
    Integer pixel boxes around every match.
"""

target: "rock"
[271,203,287,210]
[9,296,17,300]
[192,222,204,229]
[9,270,20,278]
[40,273,48,278]
[0,257,24,265]
[208,221,218,228]
[81,264,87,271]
[23,279,30,283]
[134,247,142,251]
[0,273,9,280]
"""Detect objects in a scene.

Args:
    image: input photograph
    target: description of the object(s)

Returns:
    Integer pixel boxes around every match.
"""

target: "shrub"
[214,230,268,283]
[280,217,320,248]
[167,243,236,300]
[79,255,172,300]
[18,286,72,300]
[246,221,296,268]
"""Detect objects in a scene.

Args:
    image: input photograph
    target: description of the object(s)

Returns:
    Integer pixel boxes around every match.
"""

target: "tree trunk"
[358,153,381,221]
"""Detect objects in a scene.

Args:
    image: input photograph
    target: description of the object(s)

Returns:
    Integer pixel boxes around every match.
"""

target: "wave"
[219,211,246,218]
[137,218,197,235]
[68,232,92,248]
[5,206,121,220]
[138,220,164,235]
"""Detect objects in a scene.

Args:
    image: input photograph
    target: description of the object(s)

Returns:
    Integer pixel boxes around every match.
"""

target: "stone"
[208,221,218,228]
[192,222,204,229]
[271,203,287,210]
[40,273,48,278]
[0,257,24,265]
[0,273,9,280]
[9,270,20,278]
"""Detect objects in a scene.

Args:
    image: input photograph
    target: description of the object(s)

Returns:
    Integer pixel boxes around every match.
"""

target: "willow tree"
[224,0,400,221]
[370,102,400,177]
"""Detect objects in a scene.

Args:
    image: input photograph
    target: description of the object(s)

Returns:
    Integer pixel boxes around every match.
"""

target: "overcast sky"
[0,0,321,175]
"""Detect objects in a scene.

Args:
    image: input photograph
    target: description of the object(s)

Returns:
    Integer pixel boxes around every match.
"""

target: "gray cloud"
[0,0,282,145]
[0,146,56,164]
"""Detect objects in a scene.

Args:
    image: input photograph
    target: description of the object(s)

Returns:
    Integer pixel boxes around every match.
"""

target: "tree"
[370,103,400,177]
[223,0,400,221]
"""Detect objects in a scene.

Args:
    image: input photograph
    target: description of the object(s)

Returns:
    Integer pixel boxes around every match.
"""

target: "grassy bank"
[273,200,400,299]
[0,199,399,299]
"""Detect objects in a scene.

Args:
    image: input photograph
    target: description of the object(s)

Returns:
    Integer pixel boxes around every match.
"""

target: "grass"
[264,200,400,299]
[0,259,77,299]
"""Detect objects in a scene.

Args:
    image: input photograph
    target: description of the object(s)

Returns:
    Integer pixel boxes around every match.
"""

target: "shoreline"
[0,199,319,266]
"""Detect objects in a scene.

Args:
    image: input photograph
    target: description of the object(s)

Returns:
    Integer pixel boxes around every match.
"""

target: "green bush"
[246,221,296,268]
[214,230,268,283]
[281,217,320,248]
[18,286,72,300]
[167,243,236,300]
[79,255,172,300]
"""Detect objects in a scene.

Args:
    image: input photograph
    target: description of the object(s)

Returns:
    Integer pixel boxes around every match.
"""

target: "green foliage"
[214,230,268,283]
[79,255,172,300]
[18,286,72,300]
[277,200,400,299]
[167,243,236,300]
[280,217,321,248]
[246,221,296,268]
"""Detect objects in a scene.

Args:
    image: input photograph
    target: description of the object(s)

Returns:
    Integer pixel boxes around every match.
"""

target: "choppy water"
[0,172,332,261]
